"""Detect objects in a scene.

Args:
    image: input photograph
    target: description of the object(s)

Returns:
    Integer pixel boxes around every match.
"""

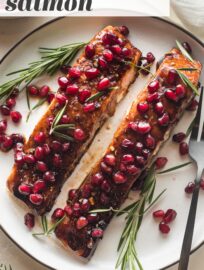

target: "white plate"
[0,17,204,270]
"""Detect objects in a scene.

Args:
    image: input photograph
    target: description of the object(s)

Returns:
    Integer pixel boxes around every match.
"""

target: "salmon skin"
[55,48,202,258]
[7,26,141,215]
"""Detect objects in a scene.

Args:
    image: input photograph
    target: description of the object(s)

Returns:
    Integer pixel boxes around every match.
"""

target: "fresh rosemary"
[86,86,119,103]
[26,97,47,122]
[176,40,194,62]
[176,69,199,96]
[32,215,65,237]
[0,264,12,270]
[49,101,75,141]
[0,42,86,104]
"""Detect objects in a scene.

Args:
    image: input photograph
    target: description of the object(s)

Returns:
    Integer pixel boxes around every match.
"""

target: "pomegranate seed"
[10,111,22,123]
[66,84,79,95]
[187,99,198,111]
[53,154,62,167]
[10,88,19,98]
[158,113,170,127]
[24,213,35,229]
[52,208,65,221]
[113,171,127,184]
[34,132,46,144]
[155,157,168,169]
[34,146,45,160]
[78,89,91,103]
[182,42,192,54]
[101,161,113,175]
[58,115,70,125]
[97,78,110,91]
[118,25,129,36]
[200,179,204,190]
[91,173,104,186]
[153,210,165,219]
[56,93,67,106]
[85,44,95,58]
[135,156,146,167]
[47,92,55,104]
[51,140,62,153]
[11,133,24,144]
[47,116,54,126]
[102,33,118,45]
[129,120,151,134]
[64,205,73,216]
[179,142,189,155]
[85,68,100,80]
[62,142,70,152]
[72,203,81,217]
[69,67,81,79]
[135,142,144,154]
[91,228,104,238]
[140,60,150,76]
[117,38,126,47]
[111,45,122,55]
[154,102,164,116]
[163,209,177,224]
[27,85,39,96]
[0,120,7,133]
[29,193,43,205]
[101,180,111,193]
[173,132,186,143]
[15,152,25,166]
[176,84,186,99]
[6,98,16,109]
[120,162,127,172]
[165,89,178,102]
[167,69,178,85]
[83,103,95,113]
[0,134,5,144]
[146,52,155,63]
[39,85,50,97]
[87,213,98,223]
[33,180,46,193]
[126,165,140,175]
[74,128,85,141]
[60,64,70,74]
[18,183,32,195]
[98,57,108,69]
[36,161,47,172]
[185,182,195,194]
[146,92,159,103]
[0,105,10,116]
[144,134,155,149]
[100,192,110,205]
[148,80,160,93]
[121,138,134,149]
[137,102,149,114]
[43,171,55,182]
[68,189,77,200]
[80,199,90,212]
[104,154,116,167]
[81,184,92,198]
[76,217,88,230]
[1,135,13,150]
[103,49,113,62]
[159,222,170,234]
[43,144,51,156]
[23,154,36,164]
[122,47,131,58]
[58,76,70,88]
[121,154,134,164]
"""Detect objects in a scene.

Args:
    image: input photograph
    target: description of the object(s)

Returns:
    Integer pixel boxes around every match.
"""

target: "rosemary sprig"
[26,97,47,122]
[176,69,199,96]
[32,215,65,237]
[176,40,194,62]
[177,68,197,71]
[0,264,12,270]
[157,162,192,174]
[0,42,86,104]
[186,117,196,137]
[86,86,119,103]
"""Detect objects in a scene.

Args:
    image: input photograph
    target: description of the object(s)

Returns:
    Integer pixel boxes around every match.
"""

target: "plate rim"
[0,16,204,270]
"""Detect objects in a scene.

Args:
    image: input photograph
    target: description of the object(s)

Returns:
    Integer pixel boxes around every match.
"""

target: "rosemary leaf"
[53,131,74,142]
[86,91,106,102]
[186,117,196,137]
[26,97,47,122]
[176,69,199,96]
[47,216,65,235]
[144,189,167,214]
[177,68,197,71]
[53,124,75,131]
[158,162,192,174]
[176,40,194,62]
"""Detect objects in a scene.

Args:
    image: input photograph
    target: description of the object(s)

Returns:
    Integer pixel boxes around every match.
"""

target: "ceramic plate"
[0,17,204,270]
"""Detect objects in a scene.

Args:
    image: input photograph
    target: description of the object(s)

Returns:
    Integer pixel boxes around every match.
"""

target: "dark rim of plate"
[0,16,204,270]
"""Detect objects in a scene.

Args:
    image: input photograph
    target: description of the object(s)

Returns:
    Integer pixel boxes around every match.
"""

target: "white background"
[0,13,203,270]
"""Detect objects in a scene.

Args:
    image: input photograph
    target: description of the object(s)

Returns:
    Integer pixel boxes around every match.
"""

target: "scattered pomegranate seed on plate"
[24,213,35,229]
[159,222,170,234]
[153,210,165,219]
[185,182,195,194]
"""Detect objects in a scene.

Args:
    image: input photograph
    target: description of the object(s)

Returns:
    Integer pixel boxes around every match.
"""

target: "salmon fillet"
[55,48,202,258]
[7,26,141,215]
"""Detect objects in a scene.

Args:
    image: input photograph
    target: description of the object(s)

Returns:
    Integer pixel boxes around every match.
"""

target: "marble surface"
[0,15,203,270]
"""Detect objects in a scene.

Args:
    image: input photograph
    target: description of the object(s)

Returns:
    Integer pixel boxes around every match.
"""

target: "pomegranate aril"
[102,32,118,45]
[29,193,43,205]
[179,142,189,155]
[137,102,149,114]
[121,138,134,149]
[173,132,186,143]
[129,120,151,134]
[56,93,67,106]
[126,165,140,175]
[58,76,70,88]
[182,42,192,54]
[36,161,47,172]
[68,189,77,200]
[15,152,25,166]
[113,171,127,184]
[111,45,122,55]
[80,199,90,212]
[121,154,134,165]
[101,161,113,175]
[100,192,110,205]
[147,92,159,103]
[155,157,168,169]
[0,120,7,133]
[148,80,160,93]
[39,85,50,97]
[76,216,88,230]
[62,142,70,152]
[1,135,13,150]
[91,228,104,238]
[87,213,98,224]
[59,115,70,125]
[91,173,104,186]
[85,68,100,80]
[185,182,195,194]
[97,78,110,91]
[64,205,73,216]
[118,25,129,36]
[101,180,111,193]
[78,89,91,103]
[83,103,95,113]
[14,142,24,152]
[153,210,165,219]
[24,213,35,229]
[98,57,108,69]
[72,202,81,217]
[18,183,32,195]
[165,89,178,102]
[43,143,51,155]
[69,67,81,79]
[144,134,155,149]
[104,154,116,167]
[11,133,24,144]
[81,184,92,198]
[74,128,85,141]
[85,44,95,58]
[122,47,131,58]
[159,222,170,234]
[158,113,170,127]
[167,69,178,85]
[135,142,144,155]
[154,102,164,116]
[60,64,70,74]
[52,208,65,221]
[47,92,55,104]
[66,84,79,95]
[163,209,177,224]
[23,154,35,164]
[51,140,62,153]
[33,180,46,193]
[175,84,186,99]
[43,171,55,182]
[34,146,45,160]
[103,49,113,62]
[187,99,198,111]
[6,98,16,109]
[34,132,46,144]
[135,156,146,167]
[27,85,39,96]
[10,88,19,98]
[10,111,22,123]
[0,105,11,116]
[53,154,62,167]
[146,52,155,63]
[140,60,150,76]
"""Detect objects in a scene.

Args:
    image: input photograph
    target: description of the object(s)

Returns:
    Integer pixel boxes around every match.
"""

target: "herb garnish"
[86,86,119,103]
[0,264,12,270]
[176,40,194,62]
[26,97,47,122]
[176,69,199,96]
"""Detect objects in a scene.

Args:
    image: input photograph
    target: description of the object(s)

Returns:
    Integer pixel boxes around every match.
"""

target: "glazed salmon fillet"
[7,26,142,215]
[55,48,202,258]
